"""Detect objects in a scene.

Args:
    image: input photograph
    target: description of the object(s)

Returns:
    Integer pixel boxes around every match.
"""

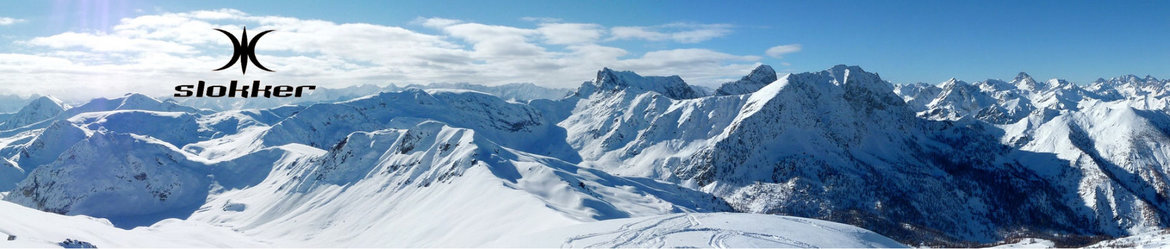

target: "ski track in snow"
[561,213,815,248]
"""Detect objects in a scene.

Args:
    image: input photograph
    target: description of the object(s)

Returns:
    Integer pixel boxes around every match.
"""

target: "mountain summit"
[590,67,703,99]
[715,64,778,95]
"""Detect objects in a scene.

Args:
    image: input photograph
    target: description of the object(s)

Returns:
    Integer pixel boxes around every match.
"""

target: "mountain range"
[1,64,1169,247]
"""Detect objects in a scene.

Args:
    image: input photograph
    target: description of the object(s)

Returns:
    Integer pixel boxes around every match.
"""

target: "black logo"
[176,26,316,98]
[214,26,274,74]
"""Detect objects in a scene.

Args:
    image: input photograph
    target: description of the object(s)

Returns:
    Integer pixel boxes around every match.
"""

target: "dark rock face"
[715,65,778,95]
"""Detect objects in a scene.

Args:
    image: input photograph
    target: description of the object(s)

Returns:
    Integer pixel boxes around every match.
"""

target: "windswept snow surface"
[0,201,265,247]
[1085,229,1170,248]
[488,213,905,248]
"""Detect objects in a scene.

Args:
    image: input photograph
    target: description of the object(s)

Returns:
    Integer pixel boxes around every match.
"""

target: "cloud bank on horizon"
[0,9,801,100]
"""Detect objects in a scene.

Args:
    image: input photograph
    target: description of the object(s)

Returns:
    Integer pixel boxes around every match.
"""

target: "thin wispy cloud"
[609,23,733,43]
[0,10,767,100]
[537,23,605,45]
[520,17,563,23]
[0,17,25,26]
[765,44,801,58]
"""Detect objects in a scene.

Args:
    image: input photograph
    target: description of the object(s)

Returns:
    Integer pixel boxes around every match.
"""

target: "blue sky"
[0,0,1167,99]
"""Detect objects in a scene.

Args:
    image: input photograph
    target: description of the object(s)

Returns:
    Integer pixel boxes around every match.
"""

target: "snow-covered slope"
[894,70,1170,240]
[0,94,40,114]
[0,88,734,247]
[0,199,902,247]
[0,96,66,131]
[186,120,734,246]
[555,65,1158,245]
[554,64,1170,245]
[488,213,906,248]
[1086,229,1170,248]
[0,94,221,192]
[2,65,1170,247]
[260,89,580,161]
[6,131,212,228]
[997,100,1170,235]
[0,201,265,248]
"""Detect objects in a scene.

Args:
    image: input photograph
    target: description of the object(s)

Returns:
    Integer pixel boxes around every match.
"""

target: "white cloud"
[538,23,604,44]
[520,17,562,23]
[413,17,461,28]
[188,9,247,20]
[0,10,767,100]
[614,49,760,84]
[765,44,802,58]
[25,32,197,54]
[0,17,24,26]
[0,17,25,26]
[438,22,543,59]
[610,23,732,43]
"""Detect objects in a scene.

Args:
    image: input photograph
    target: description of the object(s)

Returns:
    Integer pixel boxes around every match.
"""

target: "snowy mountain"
[590,67,704,100]
[0,94,40,114]
[894,70,1170,243]
[556,65,1113,245]
[1,65,1169,247]
[714,64,777,95]
[893,82,942,112]
[0,96,66,131]
[921,78,998,120]
[391,82,573,102]
[7,131,211,226]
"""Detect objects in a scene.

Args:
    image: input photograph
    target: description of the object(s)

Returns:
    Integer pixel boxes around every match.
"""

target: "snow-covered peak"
[893,83,943,112]
[1100,74,1166,88]
[714,64,778,95]
[5,130,210,225]
[922,77,998,121]
[824,65,893,93]
[1013,72,1034,83]
[732,64,910,130]
[938,77,968,88]
[122,93,167,108]
[977,79,1016,92]
[67,93,202,116]
[25,96,67,111]
[1044,78,1078,92]
[1012,72,1044,91]
[779,65,889,94]
[0,94,43,114]
[591,68,702,99]
[0,96,68,131]
[396,82,572,101]
[893,83,938,97]
[744,64,777,83]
